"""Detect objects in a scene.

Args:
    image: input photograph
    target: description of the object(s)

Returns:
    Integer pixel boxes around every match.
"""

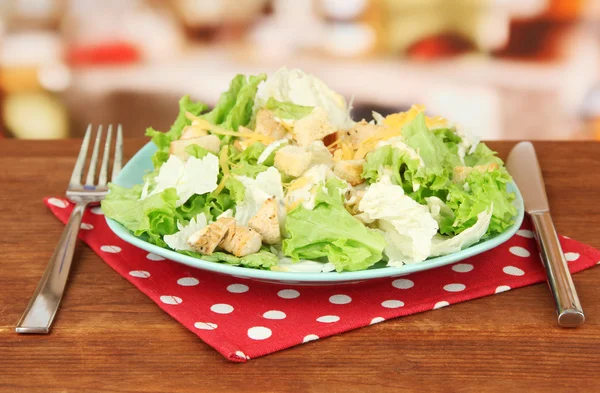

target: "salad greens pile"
[102,67,517,273]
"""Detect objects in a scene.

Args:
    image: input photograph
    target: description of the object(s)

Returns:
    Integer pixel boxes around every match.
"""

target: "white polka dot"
[146,253,165,261]
[210,303,234,314]
[129,270,150,278]
[277,289,300,299]
[452,263,474,273]
[194,322,217,330]
[503,266,525,276]
[329,294,352,304]
[392,278,414,289]
[234,350,249,360]
[517,229,534,238]
[100,245,121,253]
[433,301,449,309]
[495,285,511,293]
[177,277,199,286]
[443,283,466,292]
[316,315,340,323]
[303,334,319,343]
[80,223,93,230]
[160,295,182,305]
[563,235,571,239]
[227,284,249,293]
[596,261,600,265]
[381,300,404,308]
[90,206,103,215]
[370,317,385,325]
[564,252,580,262]
[263,310,286,320]
[509,246,530,258]
[247,326,272,340]
[48,198,68,208]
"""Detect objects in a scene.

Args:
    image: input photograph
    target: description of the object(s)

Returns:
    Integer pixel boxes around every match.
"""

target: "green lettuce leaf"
[222,74,266,131]
[101,185,179,237]
[265,97,313,120]
[202,73,267,138]
[464,143,503,167]
[184,144,211,159]
[179,249,278,269]
[282,178,386,272]
[232,142,265,165]
[203,75,246,126]
[224,176,246,202]
[446,168,516,236]
[145,95,207,168]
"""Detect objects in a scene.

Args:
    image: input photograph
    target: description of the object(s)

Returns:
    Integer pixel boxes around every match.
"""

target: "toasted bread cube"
[248,198,280,244]
[343,120,380,148]
[255,109,286,140]
[334,159,365,186]
[170,135,221,160]
[292,107,336,147]
[274,145,312,177]
[181,125,208,140]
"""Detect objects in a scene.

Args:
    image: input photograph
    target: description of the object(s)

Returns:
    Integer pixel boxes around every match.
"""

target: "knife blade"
[506,141,584,327]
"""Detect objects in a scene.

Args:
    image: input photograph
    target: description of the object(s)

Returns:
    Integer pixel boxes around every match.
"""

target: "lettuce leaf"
[222,74,266,131]
[145,96,207,168]
[175,191,234,224]
[282,178,386,272]
[265,97,313,120]
[464,143,503,167]
[179,249,278,269]
[203,75,246,126]
[185,144,211,159]
[446,168,516,236]
[203,73,267,137]
[101,184,179,237]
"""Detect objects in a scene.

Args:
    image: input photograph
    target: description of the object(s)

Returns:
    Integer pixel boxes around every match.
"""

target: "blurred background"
[1,0,600,141]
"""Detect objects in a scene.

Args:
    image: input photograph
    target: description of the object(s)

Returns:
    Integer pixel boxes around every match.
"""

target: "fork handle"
[16,202,88,333]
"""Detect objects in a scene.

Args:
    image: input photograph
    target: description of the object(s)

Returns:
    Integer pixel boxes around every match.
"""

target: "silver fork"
[16,124,123,334]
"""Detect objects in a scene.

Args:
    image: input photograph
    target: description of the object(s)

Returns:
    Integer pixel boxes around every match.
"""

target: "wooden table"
[1,139,599,393]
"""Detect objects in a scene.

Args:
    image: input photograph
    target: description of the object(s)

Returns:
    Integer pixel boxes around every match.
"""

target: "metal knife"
[506,141,584,327]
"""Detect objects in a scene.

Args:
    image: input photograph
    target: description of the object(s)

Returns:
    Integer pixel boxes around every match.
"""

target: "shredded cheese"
[287,176,310,191]
[213,174,229,196]
[184,112,274,145]
[219,145,229,176]
[340,141,354,160]
[285,200,302,212]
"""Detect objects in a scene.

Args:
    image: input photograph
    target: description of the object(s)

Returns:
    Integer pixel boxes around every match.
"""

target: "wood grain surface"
[0,139,599,393]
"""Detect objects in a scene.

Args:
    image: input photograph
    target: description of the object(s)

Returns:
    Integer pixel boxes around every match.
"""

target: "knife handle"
[530,211,585,327]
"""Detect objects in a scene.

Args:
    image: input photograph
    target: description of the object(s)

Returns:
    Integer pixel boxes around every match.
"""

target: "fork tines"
[69,124,123,189]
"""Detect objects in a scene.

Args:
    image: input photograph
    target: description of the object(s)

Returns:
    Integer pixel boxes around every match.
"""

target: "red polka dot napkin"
[45,197,600,362]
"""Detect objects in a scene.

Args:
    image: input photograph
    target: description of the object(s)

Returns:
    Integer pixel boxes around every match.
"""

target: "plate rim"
[105,141,525,283]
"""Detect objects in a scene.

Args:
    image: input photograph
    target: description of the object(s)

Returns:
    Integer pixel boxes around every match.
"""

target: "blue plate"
[106,142,525,285]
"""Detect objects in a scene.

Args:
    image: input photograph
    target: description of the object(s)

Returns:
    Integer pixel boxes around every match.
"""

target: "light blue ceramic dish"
[106,142,525,285]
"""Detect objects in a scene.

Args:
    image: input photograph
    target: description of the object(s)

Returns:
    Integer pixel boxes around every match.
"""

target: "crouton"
[308,141,334,168]
[187,217,234,255]
[334,159,365,186]
[219,226,263,257]
[181,125,208,140]
[169,135,221,160]
[343,120,380,148]
[453,163,500,183]
[292,107,336,147]
[248,198,280,244]
[274,145,312,177]
[255,109,286,140]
